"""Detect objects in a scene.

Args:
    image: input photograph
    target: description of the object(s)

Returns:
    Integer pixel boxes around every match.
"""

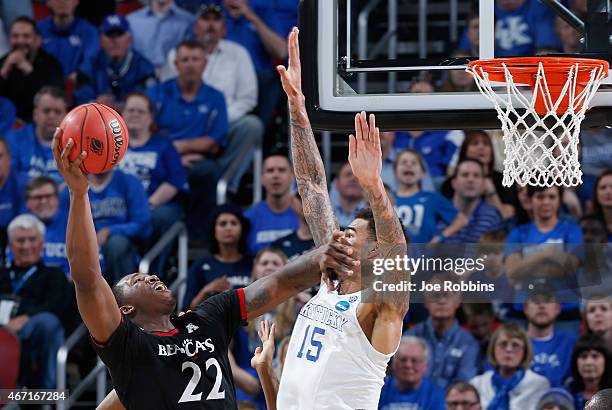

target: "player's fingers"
[254,347,262,356]
[361,111,370,141]
[269,323,276,344]
[354,113,362,142]
[329,240,354,256]
[60,138,73,163]
[348,134,356,158]
[71,151,87,169]
[369,114,376,141]
[332,230,345,241]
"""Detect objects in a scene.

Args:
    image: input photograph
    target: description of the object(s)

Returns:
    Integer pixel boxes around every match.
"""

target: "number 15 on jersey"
[296,325,325,362]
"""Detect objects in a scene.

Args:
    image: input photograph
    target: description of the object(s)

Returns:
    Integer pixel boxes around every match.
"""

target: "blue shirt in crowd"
[445,200,502,244]
[0,97,15,136]
[270,231,315,261]
[394,191,458,244]
[118,135,189,198]
[40,198,69,274]
[184,254,253,310]
[0,168,26,229]
[244,201,299,255]
[147,79,228,146]
[88,170,152,239]
[6,124,62,183]
[379,376,446,410]
[74,49,156,105]
[126,4,194,67]
[407,319,480,389]
[530,330,577,387]
[38,16,100,76]
[394,131,457,177]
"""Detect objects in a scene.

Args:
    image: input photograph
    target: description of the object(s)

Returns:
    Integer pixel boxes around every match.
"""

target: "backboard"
[299,0,612,131]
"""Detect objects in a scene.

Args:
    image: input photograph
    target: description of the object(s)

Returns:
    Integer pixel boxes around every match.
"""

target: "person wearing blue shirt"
[524,288,577,387]
[393,149,467,244]
[87,169,152,283]
[184,204,252,309]
[38,0,100,76]
[119,92,188,277]
[0,97,16,136]
[394,129,458,180]
[407,275,480,389]
[146,40,228,238]
[126,0,194,68]
[443,159,502,244]
[329,162,367,228]
[245,155,299,255]
[5,86,67,184]
[504,185,584,319]
[270,194,315,261]
[74,14,156,106]
[0,138,26,265]
[379,336,446,410]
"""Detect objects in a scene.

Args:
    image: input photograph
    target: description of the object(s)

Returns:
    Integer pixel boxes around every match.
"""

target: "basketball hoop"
[467,57,609,187]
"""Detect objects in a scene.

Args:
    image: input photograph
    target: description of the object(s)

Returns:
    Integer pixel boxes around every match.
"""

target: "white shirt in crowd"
[471,369,550,410]
[160,39,258,123]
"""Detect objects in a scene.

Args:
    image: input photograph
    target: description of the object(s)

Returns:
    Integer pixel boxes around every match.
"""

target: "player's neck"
[527,323,553,339]
[337,277,360,295]
[397,183,419,197]
[135,314,175,333]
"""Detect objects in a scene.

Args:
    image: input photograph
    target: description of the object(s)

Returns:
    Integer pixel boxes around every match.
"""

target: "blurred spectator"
[438,51,478,92]
[444,130,517,220]
[24,176,69,274]
[379,131,399,191]
[524,287,577,387]
[394,81,460,185]
[555,15,582,54]
[444,159,502,243]
[74,0,117,27]
[458,13,479,56]
[126,0,194,68]
[494,0,559,57]
[330,162,365,228]
[5,86,67,183]
[223,0,289,127]
[467,231,514,303]
[0,2,33,28]
[87,170,152,283]
[583,297,612,347]
[470,322,550,409]
[0,20,7,57]
[462,303,501,373]
[119,92,188,277]
[577,217,612,300]
[393,149,466,244]
[0,17,64,122]
[146,40,227,236]
[591,170,612,239]
[38,0,100,77]
[74,14,156,106]
[407,275,480,389]
[580,131,612,208]
[185,204,252,309]
[271,194,315,261]
[0,214,71,389]
[0,97,16,135]
[160,4,263,192]
[378,336,446,410]
[0,137,26,263]
[445,381,482,410]
[245,154,298,254]
[569,334,612,409]
[536,388,576,410]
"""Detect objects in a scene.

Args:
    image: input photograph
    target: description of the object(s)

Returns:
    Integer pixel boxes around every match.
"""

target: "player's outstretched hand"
[277,27,304,104]
[251,320,276,370]
[348,112,382,188]
[52,127,89,196]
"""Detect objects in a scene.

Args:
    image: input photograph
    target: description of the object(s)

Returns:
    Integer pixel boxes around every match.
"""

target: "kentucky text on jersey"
[298,302,349,332]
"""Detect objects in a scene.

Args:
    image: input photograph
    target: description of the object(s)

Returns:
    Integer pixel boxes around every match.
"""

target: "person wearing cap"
[74,14,156,107]
[524,287,577,387]
[37,0,100,77]
[126,0,194,68]
[537,388,576,410]
[160,3,263,194]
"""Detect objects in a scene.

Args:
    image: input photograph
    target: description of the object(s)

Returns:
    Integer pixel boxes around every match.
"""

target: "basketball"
[58,103,129,174]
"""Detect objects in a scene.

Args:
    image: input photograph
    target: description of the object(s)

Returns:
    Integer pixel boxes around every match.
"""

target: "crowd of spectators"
[0,1,610,410]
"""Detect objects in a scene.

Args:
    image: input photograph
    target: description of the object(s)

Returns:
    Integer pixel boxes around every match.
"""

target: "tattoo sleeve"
[289,102,338,247]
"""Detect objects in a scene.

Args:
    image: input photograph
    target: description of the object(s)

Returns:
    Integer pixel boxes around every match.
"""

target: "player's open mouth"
[154,282,167,292]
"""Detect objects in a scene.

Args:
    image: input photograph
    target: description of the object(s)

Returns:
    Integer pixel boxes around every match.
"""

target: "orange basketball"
[59,103,129,174]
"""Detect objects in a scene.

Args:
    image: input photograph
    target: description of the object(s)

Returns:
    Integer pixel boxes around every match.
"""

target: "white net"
[467,60,608,187]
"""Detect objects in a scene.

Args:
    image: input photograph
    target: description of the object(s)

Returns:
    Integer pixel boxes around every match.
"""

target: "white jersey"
[277,285,396,410]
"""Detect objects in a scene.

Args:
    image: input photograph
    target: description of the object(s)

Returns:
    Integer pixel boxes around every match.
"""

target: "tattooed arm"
[349,112,409,355]
[243,232,357,319]
[277,27,338,247]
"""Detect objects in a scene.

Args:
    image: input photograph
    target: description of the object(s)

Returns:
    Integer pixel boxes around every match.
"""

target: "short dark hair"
[176,39,206,54]
[586,389,612,410]
[26,176,58,199]
[354,207,410,243]
[446,381,481,402]
[570,334,612,393]
[9,16,39,35]
[112,281,127,307]
[452,158,485,179]
[33,85,68,107]
[527,184,562,198]
[207,204,250,255]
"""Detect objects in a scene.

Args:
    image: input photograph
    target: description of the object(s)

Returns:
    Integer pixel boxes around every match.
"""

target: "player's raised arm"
[349,112,409,353]
[277,27,338,247]
[243,231,358,319]
[53,128,121,343]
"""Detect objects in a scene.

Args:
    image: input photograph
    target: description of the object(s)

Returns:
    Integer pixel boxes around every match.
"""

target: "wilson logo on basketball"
[109,119,124,165]
[90,138,103,155]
